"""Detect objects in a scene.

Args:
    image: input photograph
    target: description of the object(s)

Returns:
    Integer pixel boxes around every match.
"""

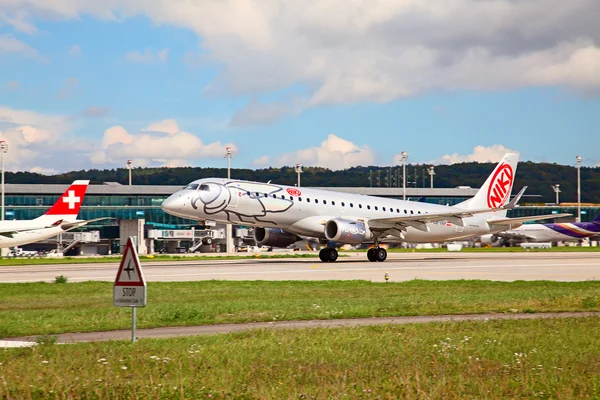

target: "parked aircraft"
[481,213,600,246]
[161,153,569,262]
[0,180,106,249]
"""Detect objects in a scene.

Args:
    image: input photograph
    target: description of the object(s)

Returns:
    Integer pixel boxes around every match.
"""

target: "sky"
[0,0,599,174]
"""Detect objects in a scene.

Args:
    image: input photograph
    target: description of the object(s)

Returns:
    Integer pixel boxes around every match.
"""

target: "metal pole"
[225,147,233,254]
[576,156,582,222]
[129,169,132,186]
[402,152,407,200]
[1,150,4,221]
[131,307,136,342]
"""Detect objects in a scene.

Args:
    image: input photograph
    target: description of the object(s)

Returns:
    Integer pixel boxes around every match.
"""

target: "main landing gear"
[319,247,338,262]
[367,247,387,262]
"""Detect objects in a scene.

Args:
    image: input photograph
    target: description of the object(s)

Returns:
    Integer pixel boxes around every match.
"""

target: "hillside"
[5,161,599,203]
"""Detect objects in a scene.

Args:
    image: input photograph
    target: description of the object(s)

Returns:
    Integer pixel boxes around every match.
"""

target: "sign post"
[113,236,146,342]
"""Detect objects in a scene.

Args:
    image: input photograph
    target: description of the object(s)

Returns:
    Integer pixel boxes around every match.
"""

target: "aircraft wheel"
[319,248,327,262]
[326,248,338,262]
[375,248,387,262]
[367,248,377,262]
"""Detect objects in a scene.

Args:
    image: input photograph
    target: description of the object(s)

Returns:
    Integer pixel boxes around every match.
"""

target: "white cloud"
[0,34,44,60]
[125,48,169,64]
[3,0,600,115]
[230,97,305,126]
[92,119,236,167]
[0,106,86,172]
[253,134,376,170]
[142,119,180,135]
[68,45,81,57]
[431,144,519,165]
[4,81,20,90]
[57,77,78,99]
[0,11,38,35]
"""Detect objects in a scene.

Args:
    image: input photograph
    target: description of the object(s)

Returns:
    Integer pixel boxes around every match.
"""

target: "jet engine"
[253,227,300,248]
[479,234,497,245]
[324,218,373,245]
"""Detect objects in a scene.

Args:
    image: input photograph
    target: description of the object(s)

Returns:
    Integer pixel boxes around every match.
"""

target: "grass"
[1,317,599,398]
[1,280,600,338]
[0,252,327,266]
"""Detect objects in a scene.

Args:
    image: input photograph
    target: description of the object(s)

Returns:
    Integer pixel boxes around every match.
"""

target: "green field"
[0,252,324,266]
[1,280,600,338]
[1,317,598,398]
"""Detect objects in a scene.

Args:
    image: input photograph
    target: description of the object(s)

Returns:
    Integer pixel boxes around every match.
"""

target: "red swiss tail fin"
[45,180,90,216]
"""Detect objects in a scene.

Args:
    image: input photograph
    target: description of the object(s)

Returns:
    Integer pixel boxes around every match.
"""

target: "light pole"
[295,164,303,187]
[126,159,132,186]
[224,147,234,253]
[0,141,7,221]
[401,151,408,200]
[576,155,582,222]
[551,184,561,205]
[428,165,435,188]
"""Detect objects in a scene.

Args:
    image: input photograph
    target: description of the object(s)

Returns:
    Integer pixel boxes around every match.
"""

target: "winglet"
[503,186,527,210]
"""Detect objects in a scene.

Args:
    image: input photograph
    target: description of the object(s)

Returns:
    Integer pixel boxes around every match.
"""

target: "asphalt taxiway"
[0,251,598,283]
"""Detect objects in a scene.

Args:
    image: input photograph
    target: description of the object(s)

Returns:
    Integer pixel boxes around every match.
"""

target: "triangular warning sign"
[114,237,145,287]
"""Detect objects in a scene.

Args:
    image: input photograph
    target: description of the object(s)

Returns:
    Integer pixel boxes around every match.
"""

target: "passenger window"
[341,202,345,207]
[299,197,302,202]
[281,195,285,199]
[332,201,336,206]
[290,196,294,200]
[375,206,378,211]
[367,205,371,210]
[247,191,251,196]
[307,198,310,202]
[256,192,260,197]
[273,194,276,198]
[410,210,414,214]
[404,210,407,214]
[418,211,421,214]
[315,199,318,203]
[323,200,327,204]
[350,203,354,208]
[383,207,386,211]
[265,193,268,198]
[396,209,399,213]
[359,204,362,209]
[390,208,394,213]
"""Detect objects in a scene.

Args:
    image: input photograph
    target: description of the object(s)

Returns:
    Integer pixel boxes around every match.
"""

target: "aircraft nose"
[161,193,186,215]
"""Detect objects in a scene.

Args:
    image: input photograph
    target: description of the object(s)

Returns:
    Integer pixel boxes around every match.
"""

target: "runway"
[0,251,598,283]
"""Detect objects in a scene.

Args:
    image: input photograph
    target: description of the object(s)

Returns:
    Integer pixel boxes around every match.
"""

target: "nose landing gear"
[319,247,338,262]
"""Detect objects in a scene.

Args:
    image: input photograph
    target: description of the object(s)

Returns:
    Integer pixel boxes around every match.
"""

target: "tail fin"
[456,153,519,213]
[35,180,90,222]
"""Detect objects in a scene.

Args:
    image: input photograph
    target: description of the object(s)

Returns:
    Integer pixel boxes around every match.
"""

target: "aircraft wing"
[487,214,572,226]
[493,231,537,241]
[61,217,114,231]
[0,220,64,236]
[368,206,510,231]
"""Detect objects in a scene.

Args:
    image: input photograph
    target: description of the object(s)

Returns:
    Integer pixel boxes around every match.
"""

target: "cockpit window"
[185,184,200,190]
[199,184,209,191]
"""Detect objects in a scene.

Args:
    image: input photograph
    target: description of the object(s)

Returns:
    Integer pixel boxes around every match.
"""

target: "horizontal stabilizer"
[60,217,113,231]
[487,213,572,226]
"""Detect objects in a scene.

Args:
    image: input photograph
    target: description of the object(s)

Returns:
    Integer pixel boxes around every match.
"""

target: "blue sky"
[1,1,599,174]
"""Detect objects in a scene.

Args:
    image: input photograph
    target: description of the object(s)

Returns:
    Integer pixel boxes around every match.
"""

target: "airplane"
[161,153,570,262]
[0,180,107,249]
[481,213,600,246]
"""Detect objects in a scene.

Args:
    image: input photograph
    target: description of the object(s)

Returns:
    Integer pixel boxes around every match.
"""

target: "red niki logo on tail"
[487,163,514,208]
[45,180,89,216]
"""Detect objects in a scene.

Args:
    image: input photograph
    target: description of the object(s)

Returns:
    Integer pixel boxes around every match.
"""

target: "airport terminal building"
[4,182,599,254]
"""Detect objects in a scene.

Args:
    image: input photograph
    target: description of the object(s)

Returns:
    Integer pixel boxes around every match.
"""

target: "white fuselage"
[0,217,72,248]
[161,178,511,244]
